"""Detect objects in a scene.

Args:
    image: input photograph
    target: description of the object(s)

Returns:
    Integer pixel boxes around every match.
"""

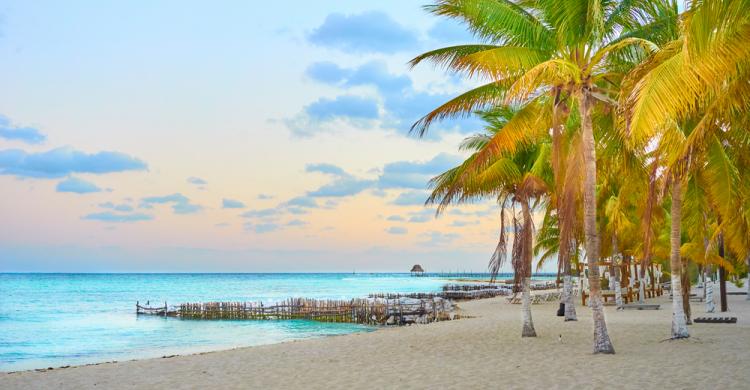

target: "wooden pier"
[134,282,531,326]
[137,297,455,326]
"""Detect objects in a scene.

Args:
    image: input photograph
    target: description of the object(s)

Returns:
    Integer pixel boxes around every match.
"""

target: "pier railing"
[137,297,455,326]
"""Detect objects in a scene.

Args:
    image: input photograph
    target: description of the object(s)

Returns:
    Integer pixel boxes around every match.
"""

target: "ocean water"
[0,273,468,372]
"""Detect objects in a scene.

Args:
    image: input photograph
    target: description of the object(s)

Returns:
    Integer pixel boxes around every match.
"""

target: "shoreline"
[3,292,748,389]
[1,329,375,375]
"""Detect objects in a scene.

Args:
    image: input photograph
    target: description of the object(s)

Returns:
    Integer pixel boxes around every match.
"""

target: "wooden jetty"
[137,297,455,326]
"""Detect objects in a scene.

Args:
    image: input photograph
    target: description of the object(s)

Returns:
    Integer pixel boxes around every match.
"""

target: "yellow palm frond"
[458,46,549,79]
[409,44,500,72]
[590,37,658,74]
[625,50,700,147]
[504,59,581,104]
[471,97,552,169]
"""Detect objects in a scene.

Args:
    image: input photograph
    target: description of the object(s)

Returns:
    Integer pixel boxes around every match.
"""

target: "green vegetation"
[412,0,750,353]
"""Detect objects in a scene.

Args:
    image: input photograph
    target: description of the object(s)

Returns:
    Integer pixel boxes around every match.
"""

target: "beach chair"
[694,317,737,323]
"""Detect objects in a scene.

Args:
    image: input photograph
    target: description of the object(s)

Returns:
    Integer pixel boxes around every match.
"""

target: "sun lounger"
[694,317,737,323]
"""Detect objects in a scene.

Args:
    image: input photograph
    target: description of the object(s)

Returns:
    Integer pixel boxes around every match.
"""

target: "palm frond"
[426,0,555,49]
[410,79,512,137]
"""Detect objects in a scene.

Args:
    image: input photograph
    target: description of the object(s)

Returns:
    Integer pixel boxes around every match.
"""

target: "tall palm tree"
[411,0,670,353]
[427,108,552,337]
[624,0,750,335]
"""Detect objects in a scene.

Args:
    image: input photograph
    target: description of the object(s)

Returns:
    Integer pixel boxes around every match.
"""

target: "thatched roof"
[410,264,424,273]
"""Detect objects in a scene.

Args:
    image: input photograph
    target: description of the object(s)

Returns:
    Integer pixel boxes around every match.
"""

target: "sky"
[0,1,550,273]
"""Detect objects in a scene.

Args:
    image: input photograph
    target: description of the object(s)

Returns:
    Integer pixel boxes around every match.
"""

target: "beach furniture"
[694,317,737,323]
[506,293,522,304]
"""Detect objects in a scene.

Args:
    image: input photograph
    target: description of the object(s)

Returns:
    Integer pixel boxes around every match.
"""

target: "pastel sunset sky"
[0,1,545,272]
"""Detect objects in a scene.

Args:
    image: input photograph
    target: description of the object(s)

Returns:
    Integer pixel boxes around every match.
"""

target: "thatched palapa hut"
[410,264,425,276]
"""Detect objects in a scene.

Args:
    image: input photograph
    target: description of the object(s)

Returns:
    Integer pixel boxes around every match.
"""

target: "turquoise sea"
[0,273,490,372]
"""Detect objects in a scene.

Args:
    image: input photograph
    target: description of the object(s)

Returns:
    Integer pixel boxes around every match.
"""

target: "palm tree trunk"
[718,231,728,312]
[521,277,536,337]
[746,255,750,301]
[580,90,614,354]
[670,179,689,338]
[638,266,646,304]
[520,198,537,337]
[612,235,623,310]
[705,265,715,313]
[563,260,577,321]
[681,258,691,324]
[703,276,716,313]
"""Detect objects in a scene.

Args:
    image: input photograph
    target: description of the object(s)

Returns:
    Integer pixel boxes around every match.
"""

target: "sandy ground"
[3,292,749,389]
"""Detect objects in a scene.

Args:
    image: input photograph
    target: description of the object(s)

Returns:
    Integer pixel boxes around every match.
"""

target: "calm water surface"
[0,273,463,371]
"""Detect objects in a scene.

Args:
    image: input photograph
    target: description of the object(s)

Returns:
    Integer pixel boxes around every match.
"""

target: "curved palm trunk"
[580,90,615,354]
[520,199,537,337]
[670,179,689,338]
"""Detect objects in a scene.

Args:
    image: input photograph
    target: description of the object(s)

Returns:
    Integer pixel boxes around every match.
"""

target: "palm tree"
[427,108,552,337]
[411,0,671,353]
[624,0,750,335]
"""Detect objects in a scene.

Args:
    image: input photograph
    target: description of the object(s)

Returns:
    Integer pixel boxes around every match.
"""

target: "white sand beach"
[3,292,749,389]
